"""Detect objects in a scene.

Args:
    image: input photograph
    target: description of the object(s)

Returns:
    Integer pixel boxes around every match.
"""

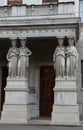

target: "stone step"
[29,118,51,125]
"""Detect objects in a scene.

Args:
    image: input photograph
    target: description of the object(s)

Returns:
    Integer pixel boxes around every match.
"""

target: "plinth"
[1,78,30,124]
[51,78,80,126]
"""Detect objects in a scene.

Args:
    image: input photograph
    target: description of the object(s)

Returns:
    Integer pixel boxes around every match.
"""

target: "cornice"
[0,16,80,27]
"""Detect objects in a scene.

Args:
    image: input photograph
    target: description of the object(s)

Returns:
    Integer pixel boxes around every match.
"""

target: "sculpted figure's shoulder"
[8,47,13,51]
[54,46,59,53]
[73,46,77,51]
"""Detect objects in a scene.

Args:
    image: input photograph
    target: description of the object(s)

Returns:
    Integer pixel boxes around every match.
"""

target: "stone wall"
[76,26,83,119]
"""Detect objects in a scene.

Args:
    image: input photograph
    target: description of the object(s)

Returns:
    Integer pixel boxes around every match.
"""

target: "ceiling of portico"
[0,36,69,63]
[0,37,58,62]
[0,37,58,51]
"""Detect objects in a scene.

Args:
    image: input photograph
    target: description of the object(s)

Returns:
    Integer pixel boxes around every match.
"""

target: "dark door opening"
[1,66,8,111]
[40,66,55,117]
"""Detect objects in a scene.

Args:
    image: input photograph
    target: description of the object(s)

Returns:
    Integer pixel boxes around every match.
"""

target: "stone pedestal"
[1,78,30,124]
[51,78,80,126]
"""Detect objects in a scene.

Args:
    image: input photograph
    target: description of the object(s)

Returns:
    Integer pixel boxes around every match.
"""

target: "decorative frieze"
[0,28,76,38]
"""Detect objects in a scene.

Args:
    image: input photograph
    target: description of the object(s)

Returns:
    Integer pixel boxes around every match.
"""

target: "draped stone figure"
[66,38,78,78]
[7,39,19,78]
[53,38,65,78]
[17,39,32,78]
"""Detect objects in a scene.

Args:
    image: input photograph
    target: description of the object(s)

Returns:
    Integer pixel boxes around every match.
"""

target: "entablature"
[0,24,77,39]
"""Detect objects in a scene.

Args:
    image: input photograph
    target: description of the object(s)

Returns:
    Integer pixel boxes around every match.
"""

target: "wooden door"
[40,66,55,117]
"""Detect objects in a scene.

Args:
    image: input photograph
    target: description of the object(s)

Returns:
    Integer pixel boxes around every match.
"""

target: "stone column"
[1,38,31,124]
[51,37,80,126]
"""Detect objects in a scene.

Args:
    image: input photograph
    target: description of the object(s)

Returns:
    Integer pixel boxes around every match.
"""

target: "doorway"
[1,66,8,111]
[40,66,55,117]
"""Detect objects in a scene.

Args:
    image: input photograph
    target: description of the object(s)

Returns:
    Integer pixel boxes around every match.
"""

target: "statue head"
[11,39,17,47]
[58,38,64,46]
[68,38,75,46]
[20,39,26,47]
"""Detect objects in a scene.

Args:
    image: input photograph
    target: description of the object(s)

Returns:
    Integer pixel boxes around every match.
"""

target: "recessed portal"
[40,66,55,117]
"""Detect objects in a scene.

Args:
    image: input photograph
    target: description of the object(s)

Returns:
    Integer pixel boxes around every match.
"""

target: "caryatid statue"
[53,38,65,78]
[7,39,19,78]
[17,39,32,78]
[66,38,78,78]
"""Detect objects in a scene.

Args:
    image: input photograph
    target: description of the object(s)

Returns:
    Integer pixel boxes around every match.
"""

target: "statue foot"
[66,76,69,79]
[16,76,20,79]
[7,76,10,79]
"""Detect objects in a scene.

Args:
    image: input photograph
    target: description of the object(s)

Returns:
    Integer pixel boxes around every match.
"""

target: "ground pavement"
[0,125,83,130]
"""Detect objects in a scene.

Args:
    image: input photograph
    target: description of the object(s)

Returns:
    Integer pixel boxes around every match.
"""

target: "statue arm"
[65,47,70,54]
[27,48,32,56]
[12,49,19,56]
[75,49,79,68]
[25,48,32,68]
[76,49,79,61]
[53,48,58,61]
[7,48,11,61]
[53,48,58,70]
[71,47,79,68]
[54,61,56,70]
[53,54,55,61]
[73,47,79,61]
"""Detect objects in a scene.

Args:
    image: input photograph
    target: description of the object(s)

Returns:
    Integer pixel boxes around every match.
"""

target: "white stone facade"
[0,0,82,125]
[76,27,83,119]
